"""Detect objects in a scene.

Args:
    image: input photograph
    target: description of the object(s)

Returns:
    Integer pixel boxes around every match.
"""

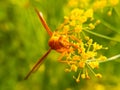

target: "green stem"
[95,14,120,34]
[86,63,96,75]
[86,54,120,63]
[99,54,120,63]
[114,7,120,19]
[84,29,120,42]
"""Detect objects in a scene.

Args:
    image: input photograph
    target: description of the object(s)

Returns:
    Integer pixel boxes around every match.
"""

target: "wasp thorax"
[48,32,70,53]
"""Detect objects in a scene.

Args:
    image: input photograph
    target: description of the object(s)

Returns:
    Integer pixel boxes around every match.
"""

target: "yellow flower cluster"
[68,0,119,8]
[66,0,119,16]
[57,8,107,82]
[67,0,90,9]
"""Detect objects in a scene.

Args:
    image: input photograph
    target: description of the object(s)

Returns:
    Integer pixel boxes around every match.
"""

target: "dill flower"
[92,0,107,11]
[25,1,120,82]
[48,0,119,82]
[42,0,120,83]
[67,0,90,9]
[56,7,108,82]
[109,0,119,6]
[66,0,119,16]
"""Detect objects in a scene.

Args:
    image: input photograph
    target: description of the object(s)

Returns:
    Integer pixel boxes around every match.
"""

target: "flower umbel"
[57,8,108,82]
[66,0,119,16]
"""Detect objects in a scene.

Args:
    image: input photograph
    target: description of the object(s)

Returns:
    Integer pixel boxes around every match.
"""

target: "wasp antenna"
[35,8,53,37]
[24,48,52,80]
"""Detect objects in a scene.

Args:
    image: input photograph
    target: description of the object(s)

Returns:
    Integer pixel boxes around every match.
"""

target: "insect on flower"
[24,8,76,80]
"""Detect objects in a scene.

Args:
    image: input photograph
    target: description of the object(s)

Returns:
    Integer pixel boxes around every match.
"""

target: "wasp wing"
[35,8,53,37]
[24,48,52,80]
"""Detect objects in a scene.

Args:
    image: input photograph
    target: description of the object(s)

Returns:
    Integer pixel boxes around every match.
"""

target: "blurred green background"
[0,0,120,90]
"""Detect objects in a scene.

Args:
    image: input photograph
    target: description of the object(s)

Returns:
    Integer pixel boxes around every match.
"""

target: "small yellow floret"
[73,55,80,60]
[63,25,70,32]
[109,0,119,6]
[98,55,107,61]
[85,36,90,40]
[71,64,77,72]
[70,8,84,20]
[79,61,85,68]
[81,74,86,79]
[95,73,102,78]
[92,0,107,11]
[64,16,69,24]
[69,20,76,26]
[95,20,101,25]
[107,11,112,16]
[89,23,95,29]
[65,69,71,72]
[88,61,99,69]
[84,8,93,18]
[75,25,82,32]
[93,42,103,50]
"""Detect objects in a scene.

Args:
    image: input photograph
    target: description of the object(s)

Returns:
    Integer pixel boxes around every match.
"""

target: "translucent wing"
[35,8,53,37]
[24,48,52,80]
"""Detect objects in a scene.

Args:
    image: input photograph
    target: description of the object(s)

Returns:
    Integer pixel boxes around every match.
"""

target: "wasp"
[24,8,78,80]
